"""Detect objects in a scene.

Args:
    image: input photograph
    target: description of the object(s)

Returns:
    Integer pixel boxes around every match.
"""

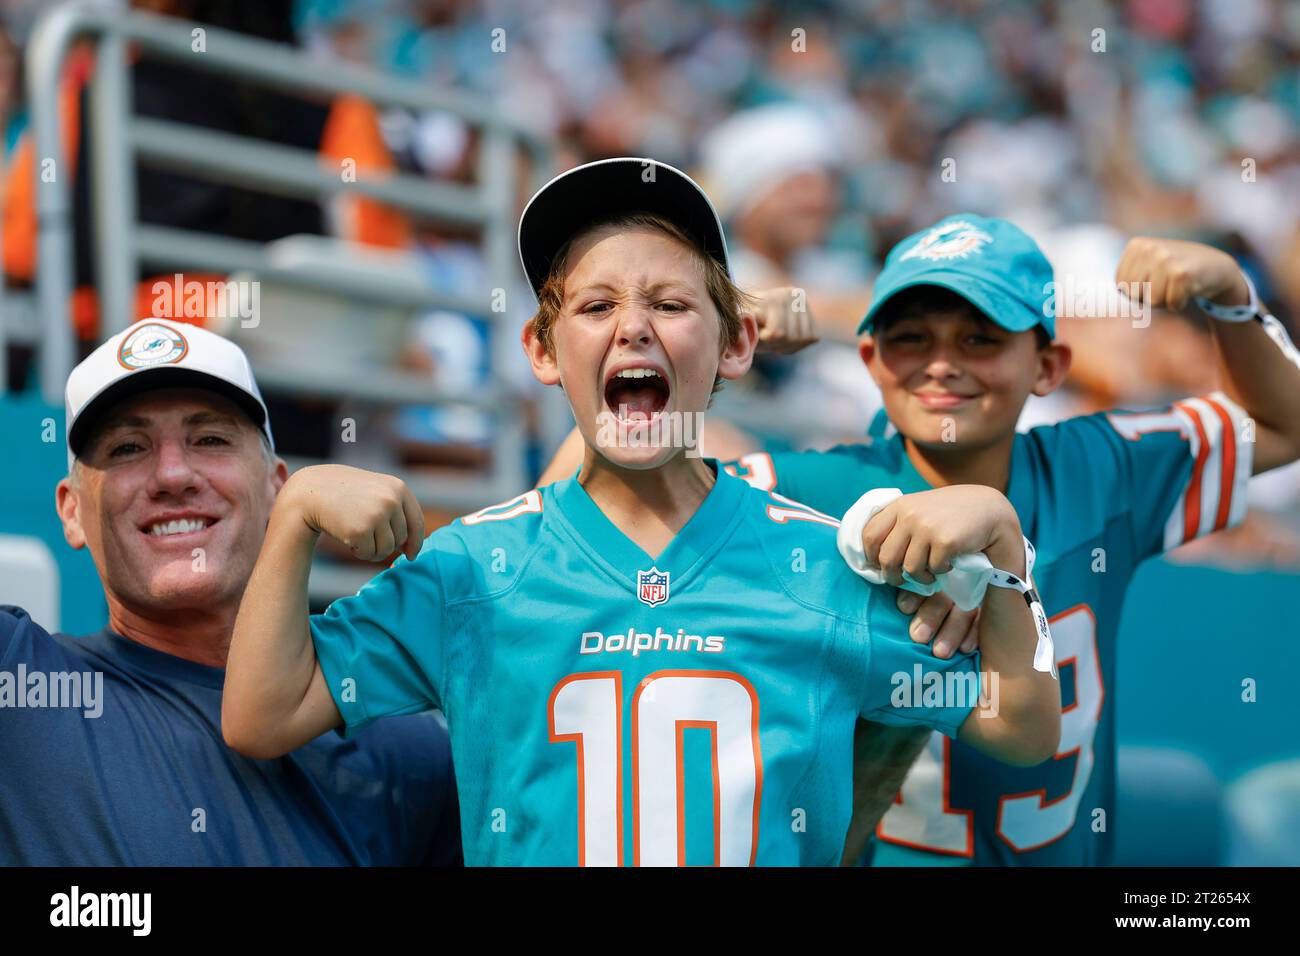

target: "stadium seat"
[0,532,60,632]
[1225,759,1300,866]
[1114,746,1224,865]
[211,234,427,374]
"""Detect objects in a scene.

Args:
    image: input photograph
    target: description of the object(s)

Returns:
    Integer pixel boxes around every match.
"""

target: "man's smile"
[136,511,221,545]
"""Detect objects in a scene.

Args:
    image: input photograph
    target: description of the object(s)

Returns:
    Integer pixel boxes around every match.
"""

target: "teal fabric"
[724,401,1230,865]
[309,463,979,866]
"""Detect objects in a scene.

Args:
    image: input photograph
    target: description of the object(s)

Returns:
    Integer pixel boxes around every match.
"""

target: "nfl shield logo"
[637,567,670,607]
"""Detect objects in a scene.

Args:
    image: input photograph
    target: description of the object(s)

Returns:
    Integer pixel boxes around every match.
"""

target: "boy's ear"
[522,319,562,387]
[717,311,759,382]
[1032,341,1073,397]
[857,335,885,387]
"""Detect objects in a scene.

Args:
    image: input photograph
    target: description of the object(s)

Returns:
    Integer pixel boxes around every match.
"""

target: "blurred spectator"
[700,102,869,330]
[0,25,23,158]
[698,101,881,441]
[8,0,1298,326]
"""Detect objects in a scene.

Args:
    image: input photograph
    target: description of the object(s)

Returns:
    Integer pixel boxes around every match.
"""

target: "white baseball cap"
[65,318,274,467]
[699,103,841,221]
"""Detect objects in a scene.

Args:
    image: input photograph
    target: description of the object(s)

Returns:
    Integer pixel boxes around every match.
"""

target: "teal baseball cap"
[858,214,1056,339]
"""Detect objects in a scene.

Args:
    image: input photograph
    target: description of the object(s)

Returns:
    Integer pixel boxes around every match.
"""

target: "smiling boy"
[724,214,1300,865]
[221,162,1061,866]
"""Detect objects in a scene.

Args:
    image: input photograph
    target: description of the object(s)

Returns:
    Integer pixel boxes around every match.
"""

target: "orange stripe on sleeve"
[1173,401,1210,543]
[1201,396,1237,532]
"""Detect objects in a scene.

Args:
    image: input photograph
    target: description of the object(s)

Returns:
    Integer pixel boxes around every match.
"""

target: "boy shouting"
[221,169,1060,866]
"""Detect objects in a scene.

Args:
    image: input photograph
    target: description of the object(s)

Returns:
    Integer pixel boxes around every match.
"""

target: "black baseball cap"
[517,157,732,299]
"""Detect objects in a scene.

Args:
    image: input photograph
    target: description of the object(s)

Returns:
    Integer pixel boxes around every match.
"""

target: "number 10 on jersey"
[548,670,763,866]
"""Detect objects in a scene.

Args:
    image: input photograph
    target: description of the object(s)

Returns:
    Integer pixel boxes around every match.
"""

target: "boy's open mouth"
[603,364,671,422]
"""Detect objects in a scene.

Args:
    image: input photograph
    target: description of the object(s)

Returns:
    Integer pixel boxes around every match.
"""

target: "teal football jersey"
[724,391,1252,866]
[309,462,979,866]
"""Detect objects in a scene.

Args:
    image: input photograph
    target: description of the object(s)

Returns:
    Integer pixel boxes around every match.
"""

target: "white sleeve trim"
[1162,392,1253,549]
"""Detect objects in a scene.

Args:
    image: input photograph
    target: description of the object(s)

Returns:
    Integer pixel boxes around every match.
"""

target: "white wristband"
[1258,312,1300,372]
[836,489,1057,676]
[1194,271,1260,323]
[983,537,1057,678]
[1193,271,1300,370]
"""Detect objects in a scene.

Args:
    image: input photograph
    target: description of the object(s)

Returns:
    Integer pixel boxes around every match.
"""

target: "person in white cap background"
[699,102,873,335]
[0,318,461,865]
[697,103,885,442]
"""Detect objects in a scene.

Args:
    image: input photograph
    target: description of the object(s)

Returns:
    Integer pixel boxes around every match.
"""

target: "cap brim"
[518,158,730,298]
[857,272,1047,336]
[68,367,271,457]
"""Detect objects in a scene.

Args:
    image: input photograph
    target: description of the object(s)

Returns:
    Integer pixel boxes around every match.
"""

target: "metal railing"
[19,0,559,530]
[13,2,863,536]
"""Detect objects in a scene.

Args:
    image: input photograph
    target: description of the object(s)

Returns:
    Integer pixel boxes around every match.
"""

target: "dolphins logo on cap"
[117,322,189,371]
[899,220,994,263]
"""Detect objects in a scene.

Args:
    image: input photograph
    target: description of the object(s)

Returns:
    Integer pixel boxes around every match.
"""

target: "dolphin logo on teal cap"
[858,213,1056,339]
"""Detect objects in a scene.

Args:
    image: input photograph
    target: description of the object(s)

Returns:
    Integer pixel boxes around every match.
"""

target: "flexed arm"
[222,465,424,759]
[1117,237,1300,474]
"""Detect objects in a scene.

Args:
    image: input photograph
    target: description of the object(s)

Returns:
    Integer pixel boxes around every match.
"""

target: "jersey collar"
[549,458,748,597]
[872,408,1039,536]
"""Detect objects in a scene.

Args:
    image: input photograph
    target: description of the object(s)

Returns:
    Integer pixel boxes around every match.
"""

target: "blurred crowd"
[2,0,1299,562]
[286,0,1300,307]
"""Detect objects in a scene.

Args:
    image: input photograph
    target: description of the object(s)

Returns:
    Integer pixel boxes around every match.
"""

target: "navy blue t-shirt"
[0,606,461,866]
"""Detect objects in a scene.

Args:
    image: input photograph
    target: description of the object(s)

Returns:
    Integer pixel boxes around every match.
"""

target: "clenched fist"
[750,286,819,354]
[281,464,425,562]
[1115,237,1250,313]
[862,485,1024,586]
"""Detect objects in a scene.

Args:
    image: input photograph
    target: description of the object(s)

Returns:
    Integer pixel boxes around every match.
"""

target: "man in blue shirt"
[0,318,460,866]
[221,159,1061,865]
